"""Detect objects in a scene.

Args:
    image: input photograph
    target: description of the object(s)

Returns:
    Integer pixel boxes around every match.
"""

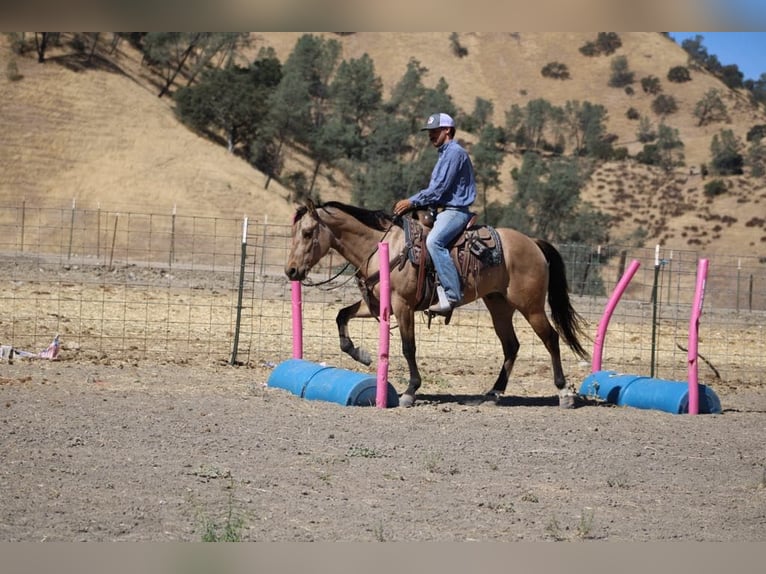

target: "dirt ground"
[1,352,764,542]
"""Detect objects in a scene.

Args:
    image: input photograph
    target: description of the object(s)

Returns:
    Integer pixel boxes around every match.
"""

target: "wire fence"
[0,204,764,394]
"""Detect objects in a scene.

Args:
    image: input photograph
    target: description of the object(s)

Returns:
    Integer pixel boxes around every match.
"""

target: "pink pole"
[687,259,709,415]
[291,281,303,359]
[592,260,641,372]
[376,242,391,408]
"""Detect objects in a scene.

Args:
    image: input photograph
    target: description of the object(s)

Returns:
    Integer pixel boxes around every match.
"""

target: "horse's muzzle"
[285,265,305,281]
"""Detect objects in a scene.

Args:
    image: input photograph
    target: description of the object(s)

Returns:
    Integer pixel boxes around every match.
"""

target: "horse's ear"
[305,198,317,215]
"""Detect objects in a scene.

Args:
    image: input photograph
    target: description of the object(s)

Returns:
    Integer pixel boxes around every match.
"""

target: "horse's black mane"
[296,201,392,231]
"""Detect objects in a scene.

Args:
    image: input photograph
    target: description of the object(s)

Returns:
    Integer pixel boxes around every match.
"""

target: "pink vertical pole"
[592,260,641,372]
[291,281,303,359]
[687,258,709,415]
[376,242,391,408]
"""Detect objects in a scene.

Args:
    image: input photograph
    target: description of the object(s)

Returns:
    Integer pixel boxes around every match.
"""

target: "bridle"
[296,205,397,290]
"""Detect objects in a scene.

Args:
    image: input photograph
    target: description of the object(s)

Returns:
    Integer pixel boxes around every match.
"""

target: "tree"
[637,115,657,143]
[746,137,766,178]
[471,124,506,221]
[449,33,468,58]
[143,32,211,98]
[541,62,570,80]
[718,64,744,90]
[183,33,251,87]
[651,94,678,117]
[640,75,662,95]
[260,34,341,195]
[501,153,608,244]
[34,32,50,63]
[608,55,634,88]
[461,97,493,134]
[655,123,685,172]
[326,54,383,161]
[667,66,691,83]
[744,73,766,108]
[174,50,281,154]
[710,129,744,175]
[693,88,729,126]
[680,35,709,67]
[579,102,611,159]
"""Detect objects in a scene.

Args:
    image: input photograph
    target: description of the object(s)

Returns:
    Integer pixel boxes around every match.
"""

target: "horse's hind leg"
[336,300,373,365]
[524,308,577,408]
[483,294,520,399]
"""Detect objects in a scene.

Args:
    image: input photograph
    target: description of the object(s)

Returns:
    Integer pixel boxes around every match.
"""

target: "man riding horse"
[393,112,477,317]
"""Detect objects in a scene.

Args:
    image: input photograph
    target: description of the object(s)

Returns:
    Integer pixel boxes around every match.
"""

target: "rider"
[393,112,477,315]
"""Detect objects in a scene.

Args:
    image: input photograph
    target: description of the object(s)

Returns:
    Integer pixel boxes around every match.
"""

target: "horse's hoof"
[558,391,577,409]
[355,348,372,366]
[399,394,415,408]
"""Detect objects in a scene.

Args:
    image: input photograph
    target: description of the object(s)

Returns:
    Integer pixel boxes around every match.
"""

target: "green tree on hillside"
[500,153,608,244]
[461,97,494,133]
[183,33,251,87]
[608,55,634,88]
[174,48,281,154]
[325,54,383,161]
[710,129,744,175]
[144,33,212,98]
[472,124,506,222]
[655,123,685,172]
[256,34,342,197]
[693,88,729,126]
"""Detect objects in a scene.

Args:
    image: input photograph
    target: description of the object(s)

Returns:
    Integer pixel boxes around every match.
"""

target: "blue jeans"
[426,207,473,303]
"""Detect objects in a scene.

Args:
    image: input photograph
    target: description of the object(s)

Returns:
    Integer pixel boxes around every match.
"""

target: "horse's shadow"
[412,393,609,409]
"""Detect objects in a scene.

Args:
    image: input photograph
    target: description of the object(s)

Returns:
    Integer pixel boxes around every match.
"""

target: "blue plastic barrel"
[267,358,399,408]
[579,370,722,414]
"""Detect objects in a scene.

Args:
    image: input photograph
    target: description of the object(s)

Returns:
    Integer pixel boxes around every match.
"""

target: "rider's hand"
[393,199,414,216]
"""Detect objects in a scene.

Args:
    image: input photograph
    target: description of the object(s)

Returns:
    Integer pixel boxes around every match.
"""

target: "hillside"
[1,32,765,253]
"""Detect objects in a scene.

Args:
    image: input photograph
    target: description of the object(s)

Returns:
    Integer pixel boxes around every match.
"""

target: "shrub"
[636,143,660,166]
[579,32,621,57]
[579,42,599,57]
[668,66,691,83]
[641,75,662,95]
[746,124,766,142]
[541,61,570,80]
[5,59,22,82]
[608,55,634,88]
[651,94,678,116]
[449,33,468,58]
[704,179,727,197]
[626,107,640,120]
[596,32,622,55]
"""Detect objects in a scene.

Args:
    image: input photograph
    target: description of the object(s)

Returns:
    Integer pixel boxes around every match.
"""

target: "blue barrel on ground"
[579,370,722,414]
[267,358,399,408]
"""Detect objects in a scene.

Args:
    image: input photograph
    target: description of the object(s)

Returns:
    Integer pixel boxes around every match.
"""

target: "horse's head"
[285,199,333,281]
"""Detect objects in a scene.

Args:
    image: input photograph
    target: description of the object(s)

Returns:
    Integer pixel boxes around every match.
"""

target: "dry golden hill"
[1,32,765,253]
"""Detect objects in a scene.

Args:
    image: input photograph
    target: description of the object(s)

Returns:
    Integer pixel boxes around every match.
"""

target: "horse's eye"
[302,229,313,240]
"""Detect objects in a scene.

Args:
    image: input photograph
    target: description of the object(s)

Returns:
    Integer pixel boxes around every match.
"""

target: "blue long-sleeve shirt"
[407,140,477,209]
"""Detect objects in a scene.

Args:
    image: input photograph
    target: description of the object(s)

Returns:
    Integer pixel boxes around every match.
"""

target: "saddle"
[401,209,504,313]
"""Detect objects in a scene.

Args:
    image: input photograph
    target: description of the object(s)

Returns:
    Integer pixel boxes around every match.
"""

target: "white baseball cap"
[421,112,455,131]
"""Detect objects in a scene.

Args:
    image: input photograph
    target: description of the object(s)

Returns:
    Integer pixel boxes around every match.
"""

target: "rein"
[300,261,354,288]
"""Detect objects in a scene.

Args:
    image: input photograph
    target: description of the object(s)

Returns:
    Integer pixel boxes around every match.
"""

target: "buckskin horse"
[285,199,588,408]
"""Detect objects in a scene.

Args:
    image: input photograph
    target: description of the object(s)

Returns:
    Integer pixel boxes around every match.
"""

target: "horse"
[285,199,589,408]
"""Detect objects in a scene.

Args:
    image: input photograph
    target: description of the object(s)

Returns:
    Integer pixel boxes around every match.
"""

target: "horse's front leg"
[336,300,373,365]
[394,305,421,408]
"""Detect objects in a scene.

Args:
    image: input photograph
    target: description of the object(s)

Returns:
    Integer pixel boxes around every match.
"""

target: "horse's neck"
[329,220,395,276]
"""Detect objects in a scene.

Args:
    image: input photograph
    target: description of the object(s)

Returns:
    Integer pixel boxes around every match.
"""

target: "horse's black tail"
[535,239,589,360]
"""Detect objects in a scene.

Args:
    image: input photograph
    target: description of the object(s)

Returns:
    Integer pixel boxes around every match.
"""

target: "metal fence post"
[230,217,248,365]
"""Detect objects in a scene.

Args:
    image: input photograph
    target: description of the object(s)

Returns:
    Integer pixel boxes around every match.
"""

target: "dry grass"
[1,32,765,254]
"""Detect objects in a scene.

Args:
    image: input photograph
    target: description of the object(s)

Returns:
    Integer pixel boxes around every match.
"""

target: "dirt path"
[1,358,764,542]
